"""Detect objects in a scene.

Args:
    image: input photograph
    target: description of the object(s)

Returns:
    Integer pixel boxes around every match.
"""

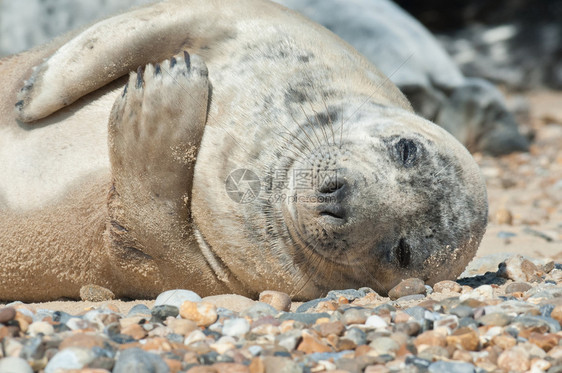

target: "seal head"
[277,105,488,296]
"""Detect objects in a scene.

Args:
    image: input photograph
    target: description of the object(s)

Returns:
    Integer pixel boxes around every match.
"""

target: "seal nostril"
[395,138,417,167]
[318,178,345,194]
[396,238,411,268]
[319,211,342,219]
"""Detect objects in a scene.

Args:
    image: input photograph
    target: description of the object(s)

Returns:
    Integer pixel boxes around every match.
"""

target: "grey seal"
[0,0,487,301]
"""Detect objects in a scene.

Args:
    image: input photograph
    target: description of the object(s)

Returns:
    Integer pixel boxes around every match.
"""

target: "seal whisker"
[298,104,325,156]
[298,72,334,153]
[290,239,325,298]
[275,119,315,155]
[301,87,332,152]
[289,110,322,156]
[320,94,337,147]
[346,251,386,292]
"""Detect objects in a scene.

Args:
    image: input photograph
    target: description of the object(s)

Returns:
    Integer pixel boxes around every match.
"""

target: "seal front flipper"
[106,51,209,297]
[14,0,226,123]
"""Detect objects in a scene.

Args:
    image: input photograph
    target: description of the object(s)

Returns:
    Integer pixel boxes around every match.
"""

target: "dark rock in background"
[395,0,562,90]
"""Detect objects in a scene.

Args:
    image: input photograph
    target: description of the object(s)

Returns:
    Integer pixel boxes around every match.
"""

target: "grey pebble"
[428,360,476,373]
[540,304,555,318]
[276,329,303,351]
[113,347,170,373]
[395,294,426,302]
[242,302,279,319]
[128,304,152,317]
[458,317,479,328]
[151,305,179,322]
[405,306,426,323]
[296,297,330,313]
[505,282,532,293]
[341,308,369,325]
[326,289,365,301]
[405,356,431,369]
[497,231,517,239]
[514,315,561,332]
[449,305,475,318]
[20,336,46,361]
[278,312,331,325]
[51,310,73,324]
[344,327,367,346]
[154,289,201,308]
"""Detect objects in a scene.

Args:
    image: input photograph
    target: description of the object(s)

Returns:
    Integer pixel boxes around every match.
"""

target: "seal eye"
[395,138,417,167]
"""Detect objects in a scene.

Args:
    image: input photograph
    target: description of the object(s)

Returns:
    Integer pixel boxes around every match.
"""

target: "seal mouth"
[395,238,412,268]
[317,203,346,224]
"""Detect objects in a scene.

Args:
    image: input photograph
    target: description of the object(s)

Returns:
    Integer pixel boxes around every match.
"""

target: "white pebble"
[222,318,250,337]
[155,289,202,308]
[0,357,33,373]
[365,315,388,328]
[28,321,54,336]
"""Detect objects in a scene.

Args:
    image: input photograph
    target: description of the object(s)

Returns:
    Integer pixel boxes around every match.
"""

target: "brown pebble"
[495,207,513,225]
[452,349,473,362]
[414,330,446,348]
[491,334,517,350]
[477,312,513,327]
[505,282,532,293]
[60,333,109,350]
[528,332,560,352]
[547,346,562,359]
[388,278,426,300]
[433,280,462,293]
[186,366,218,373]
[164,358,183,373]
[497,346,531,371]
[142,337,176,352]
[316,300,339,312]
[166,317,198,336]
[393,311,412,324]
[180,301,218,327]
[498,255,544,282]
[14,311,31,332]
[297,330,332,354]
[446,327,479,351]
[314,321,345,338]
[258,291,291,312]
[551,304,562,326]
[0,307,16,324]
[79,284,115,302]
[248,357,264,373]
[121,323,147,340]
